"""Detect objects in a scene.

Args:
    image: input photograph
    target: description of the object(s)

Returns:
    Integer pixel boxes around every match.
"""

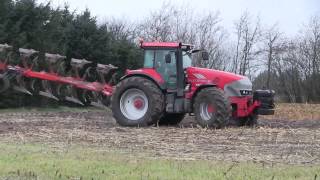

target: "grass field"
[0,143,319,180]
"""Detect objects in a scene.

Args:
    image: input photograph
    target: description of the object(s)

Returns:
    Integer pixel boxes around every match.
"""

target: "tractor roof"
[140,41,194,51]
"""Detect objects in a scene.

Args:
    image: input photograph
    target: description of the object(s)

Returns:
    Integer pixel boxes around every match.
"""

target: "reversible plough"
[0,44,117,108]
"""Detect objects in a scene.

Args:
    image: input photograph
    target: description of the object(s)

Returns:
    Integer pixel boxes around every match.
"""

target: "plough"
[0,44,117,108]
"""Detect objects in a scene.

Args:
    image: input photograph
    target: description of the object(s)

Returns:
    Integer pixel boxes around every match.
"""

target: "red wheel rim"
[133,98,144,109]
[207,104,215,113]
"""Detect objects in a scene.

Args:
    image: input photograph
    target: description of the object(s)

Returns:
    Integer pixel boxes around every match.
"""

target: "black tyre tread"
[158,113,185,126]
[194,87,231,128]
[111,77,164,127]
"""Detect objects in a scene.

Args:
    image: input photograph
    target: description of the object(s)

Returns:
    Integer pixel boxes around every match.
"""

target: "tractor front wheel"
[194,87,231,128]
[111,77,164,127]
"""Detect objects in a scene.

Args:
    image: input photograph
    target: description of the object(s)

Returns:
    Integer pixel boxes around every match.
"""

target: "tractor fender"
[191,84,217,102]
[120,69,166,90]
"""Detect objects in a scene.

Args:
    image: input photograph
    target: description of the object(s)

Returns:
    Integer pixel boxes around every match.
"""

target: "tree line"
[0,0,319,106]
[0,0,143,71]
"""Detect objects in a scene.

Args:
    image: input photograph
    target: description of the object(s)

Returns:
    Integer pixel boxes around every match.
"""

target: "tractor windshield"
[183,52,192,68]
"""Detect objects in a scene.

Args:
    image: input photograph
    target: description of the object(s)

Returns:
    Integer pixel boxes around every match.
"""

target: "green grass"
[0,143,319,180]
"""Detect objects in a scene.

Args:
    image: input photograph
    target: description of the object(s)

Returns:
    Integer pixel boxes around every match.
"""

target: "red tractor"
[111,42,275,127]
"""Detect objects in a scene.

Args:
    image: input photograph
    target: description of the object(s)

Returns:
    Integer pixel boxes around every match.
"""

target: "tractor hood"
[186,67,253,97]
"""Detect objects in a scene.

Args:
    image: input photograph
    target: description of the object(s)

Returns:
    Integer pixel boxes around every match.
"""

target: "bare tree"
[297,15,320,102]
[137,2,228,70]
[137,2,174,42]
[194,12,226,68]
[232,12,261,77]
[263,24,282,88]
[104,18,137,41]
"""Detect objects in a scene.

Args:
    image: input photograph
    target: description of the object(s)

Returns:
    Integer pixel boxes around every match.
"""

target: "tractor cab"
[140,42,208,93]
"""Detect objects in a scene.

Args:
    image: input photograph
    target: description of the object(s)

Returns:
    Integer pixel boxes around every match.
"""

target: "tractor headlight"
[240,90,252,96]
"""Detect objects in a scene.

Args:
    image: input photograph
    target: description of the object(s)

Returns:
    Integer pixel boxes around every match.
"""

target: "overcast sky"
[38,0,320,36]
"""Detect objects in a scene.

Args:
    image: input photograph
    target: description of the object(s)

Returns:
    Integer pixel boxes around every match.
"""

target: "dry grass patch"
[263,103,320,121]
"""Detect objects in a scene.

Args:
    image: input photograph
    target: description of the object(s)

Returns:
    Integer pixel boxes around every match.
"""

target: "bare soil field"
[0,104,319,166]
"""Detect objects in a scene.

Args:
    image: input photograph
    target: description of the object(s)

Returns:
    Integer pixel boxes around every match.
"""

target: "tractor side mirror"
[202,51,209,61]
[165,54,172,64]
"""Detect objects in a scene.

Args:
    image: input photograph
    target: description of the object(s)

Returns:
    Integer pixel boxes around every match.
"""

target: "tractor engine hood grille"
[224,77,253,97]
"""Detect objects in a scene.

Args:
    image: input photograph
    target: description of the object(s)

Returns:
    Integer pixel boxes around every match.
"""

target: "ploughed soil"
[0,105,319,165]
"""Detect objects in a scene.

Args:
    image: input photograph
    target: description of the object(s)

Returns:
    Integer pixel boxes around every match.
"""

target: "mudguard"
[121,68,166,89]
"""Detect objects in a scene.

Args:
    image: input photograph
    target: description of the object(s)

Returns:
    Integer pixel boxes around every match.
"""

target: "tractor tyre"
[111,77,164,127]
[194,87,231,128]
[158,113,185,126]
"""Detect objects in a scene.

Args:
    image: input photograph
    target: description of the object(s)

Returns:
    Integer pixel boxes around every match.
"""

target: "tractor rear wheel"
[158,113,185,126]
[111,77,164,127]
[194,87,231,128]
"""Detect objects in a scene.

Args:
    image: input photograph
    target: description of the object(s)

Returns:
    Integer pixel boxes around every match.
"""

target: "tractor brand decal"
[193,73,206,79]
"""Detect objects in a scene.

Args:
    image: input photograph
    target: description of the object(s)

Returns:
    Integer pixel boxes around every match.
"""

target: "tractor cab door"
[144,49,177,90]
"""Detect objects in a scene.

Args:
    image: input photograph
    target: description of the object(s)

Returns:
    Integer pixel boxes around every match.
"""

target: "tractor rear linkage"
[0,44,117,108]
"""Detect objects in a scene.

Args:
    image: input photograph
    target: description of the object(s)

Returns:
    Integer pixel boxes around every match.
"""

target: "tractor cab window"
[144,50,154,68]
[183,52,192,68]
[143,49,177,89]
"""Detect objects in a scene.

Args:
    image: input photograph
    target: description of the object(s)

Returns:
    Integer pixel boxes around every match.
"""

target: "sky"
[37,0,320,36]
